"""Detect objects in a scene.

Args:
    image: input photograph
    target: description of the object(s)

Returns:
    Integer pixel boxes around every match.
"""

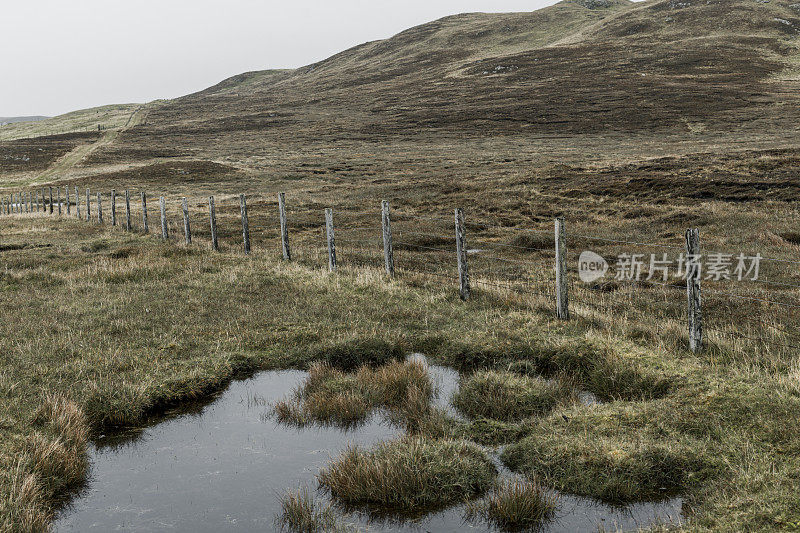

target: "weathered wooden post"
[35,191,39,212]
[111,190,116,226]
[278,192,291,261]
[74,187,80,219]
[49,188,54,214]
[686,228,703,353]
[124,190,131,231]
[141,192,149,233]
[209,196,218,251]
[57,188,61,215]
[97,192,103,224]
[65,187,70,215]
[455,208,470,301]
[85,188,91,221]
[325,208,336,272]
[182,197,191,244]
[382,200,395,278]
[555,217,569,320]
[240,194,250,255]
[159,196,168,240]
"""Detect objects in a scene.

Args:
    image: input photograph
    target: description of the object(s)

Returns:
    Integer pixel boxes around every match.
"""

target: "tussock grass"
[318,437,496,513]
[273,359,433,428]
[452,370,573,421]
[276,487,347,533]
[320,339,405,372]
[466,479,556,531]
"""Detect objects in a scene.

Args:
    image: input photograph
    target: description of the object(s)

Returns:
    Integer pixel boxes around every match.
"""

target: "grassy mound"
[320,340,405,372]
[273,359,432,428]
[452,370,572,421]
[276,487,347,533]
[466,479,556,531]
[501,430,715,503]
[318,438,496,513]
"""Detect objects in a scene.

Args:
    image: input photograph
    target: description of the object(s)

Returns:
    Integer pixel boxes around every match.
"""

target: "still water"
[54,360,682,532]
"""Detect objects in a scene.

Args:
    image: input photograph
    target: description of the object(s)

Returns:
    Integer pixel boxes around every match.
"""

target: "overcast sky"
[1,0,575,117]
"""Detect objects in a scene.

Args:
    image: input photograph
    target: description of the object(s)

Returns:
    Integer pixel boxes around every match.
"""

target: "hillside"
[0,116,48,126]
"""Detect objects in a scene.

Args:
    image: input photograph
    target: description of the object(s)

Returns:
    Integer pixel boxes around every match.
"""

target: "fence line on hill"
[2,186,799,356]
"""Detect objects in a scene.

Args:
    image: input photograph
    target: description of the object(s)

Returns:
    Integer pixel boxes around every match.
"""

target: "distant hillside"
[0,104,141,142]
[0,116,48,126]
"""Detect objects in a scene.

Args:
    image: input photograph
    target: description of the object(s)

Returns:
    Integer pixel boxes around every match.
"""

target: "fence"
[2,186,799,357]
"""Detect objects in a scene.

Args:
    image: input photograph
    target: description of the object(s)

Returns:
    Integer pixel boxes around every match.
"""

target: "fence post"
[182,197,191,244]
[141,192,148,233]
[57,188,61,215]
[74,187,80,219]
[455,208,470,301]
[125,190,131,231]
[555,217,569,320]
[49,188,53,214]
[685,228,703,353]
[209,196,218,251]
[66,187,70,215]
[160,196,168,240]
[240,194,250,254]
[97,192,103,224]
[325,208,336,271]
[111,190,116,226]
[382,200,395,278]
[278,192,291,260]
[85,188,91,221]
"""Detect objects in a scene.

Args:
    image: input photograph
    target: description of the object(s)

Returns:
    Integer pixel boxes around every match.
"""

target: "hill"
[0,116,48,126]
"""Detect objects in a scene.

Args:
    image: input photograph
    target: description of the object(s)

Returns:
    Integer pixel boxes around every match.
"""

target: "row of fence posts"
[0,187,704,353]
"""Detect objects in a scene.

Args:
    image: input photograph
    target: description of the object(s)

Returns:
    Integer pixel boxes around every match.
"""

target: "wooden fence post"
[66,187,70,215]
[49,188,53,214]
[455,208,470,301]
[160,196,168,240]
[111,190,116,226]
[278,192,291,261]
[555,217,569,320]
[34,191,39,212]
[182,197,191,244]
[85,188,91,221]
[57,188,61,215]
[97,192,103,224]
[74,187,80,219]
[209,196,218,251]
[685,228,703,353]
[240,194,250,255]
[382,200,395,278]
[325,208,336,271]
[141,192,148,233]
[125,190,131,231]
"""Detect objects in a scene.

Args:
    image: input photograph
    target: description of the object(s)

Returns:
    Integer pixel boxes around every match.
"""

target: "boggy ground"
[1,214,799,531]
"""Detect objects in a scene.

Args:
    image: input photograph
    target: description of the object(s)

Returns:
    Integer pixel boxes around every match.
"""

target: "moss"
[318,438,497,513]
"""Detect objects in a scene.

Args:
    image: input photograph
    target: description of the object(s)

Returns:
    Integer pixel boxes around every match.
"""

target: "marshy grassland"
[0,211,799,532]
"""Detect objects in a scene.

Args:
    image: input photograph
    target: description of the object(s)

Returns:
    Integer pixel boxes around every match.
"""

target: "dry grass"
[276,487,348,533]
[317,437,496,513]
[466,478,557,531]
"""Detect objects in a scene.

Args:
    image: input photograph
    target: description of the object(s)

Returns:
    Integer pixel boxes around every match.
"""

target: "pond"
[54,358,682,532]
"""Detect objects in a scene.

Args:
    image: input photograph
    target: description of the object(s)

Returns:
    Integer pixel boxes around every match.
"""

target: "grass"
[466,479,557,531]
[452,370,573,421]
[1,212,800,530]
[273,359,433,428]
[317,437,497,514]
[276,487,348,533]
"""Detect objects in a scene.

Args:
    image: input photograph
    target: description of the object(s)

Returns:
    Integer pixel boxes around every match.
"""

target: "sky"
[1,0,569,117]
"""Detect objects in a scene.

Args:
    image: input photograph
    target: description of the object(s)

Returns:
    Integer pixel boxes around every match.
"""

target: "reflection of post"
[555,217,569,320]
[455,208,470,301]
[685,228,703,353]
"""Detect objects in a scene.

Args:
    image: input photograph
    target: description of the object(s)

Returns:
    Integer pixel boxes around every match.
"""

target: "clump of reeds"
[466,478,557,531]
[317,437,496,512]
[276,487,347,532]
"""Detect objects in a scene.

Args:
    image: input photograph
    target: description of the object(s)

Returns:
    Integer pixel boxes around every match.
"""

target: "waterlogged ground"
[54,358,682,532]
